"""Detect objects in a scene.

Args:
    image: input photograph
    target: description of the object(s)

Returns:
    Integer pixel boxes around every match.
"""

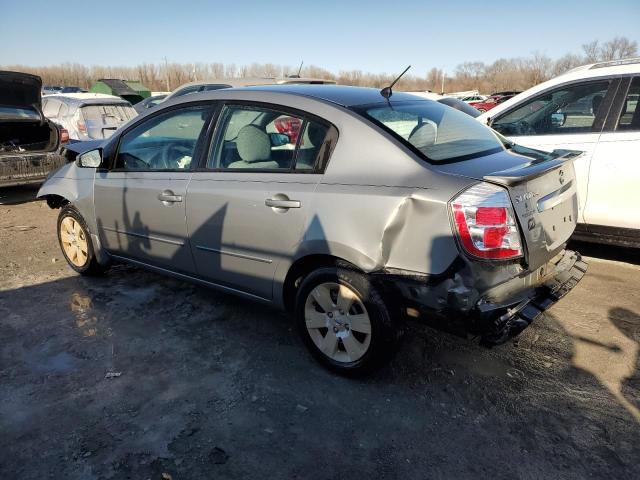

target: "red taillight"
[60,128,69,144]
[274,116,302,144]
[450,183,523,260]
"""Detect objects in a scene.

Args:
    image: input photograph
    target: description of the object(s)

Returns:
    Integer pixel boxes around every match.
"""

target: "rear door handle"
[265,198,301,209]
[158,190,183,203]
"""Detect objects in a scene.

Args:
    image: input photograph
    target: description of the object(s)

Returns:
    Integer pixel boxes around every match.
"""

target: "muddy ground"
[1,185,639,479]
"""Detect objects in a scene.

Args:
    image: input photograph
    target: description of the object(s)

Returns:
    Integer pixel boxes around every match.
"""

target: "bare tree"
[600,36,638,60]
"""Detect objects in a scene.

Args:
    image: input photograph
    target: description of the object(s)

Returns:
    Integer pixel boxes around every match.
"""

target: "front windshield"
[358,101,503,162]
[0,105,40,121]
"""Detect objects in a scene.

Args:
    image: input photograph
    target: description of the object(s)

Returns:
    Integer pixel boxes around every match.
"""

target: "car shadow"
[569,239,640,266]
[1,268,639,478]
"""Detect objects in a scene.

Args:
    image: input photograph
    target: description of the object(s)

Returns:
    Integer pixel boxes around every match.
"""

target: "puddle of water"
[24,347,75,373]
[119,286,158,304]
[70,292,98,337]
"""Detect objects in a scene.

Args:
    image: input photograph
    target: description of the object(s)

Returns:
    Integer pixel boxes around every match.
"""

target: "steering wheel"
[517,120,536,136]
[157,143,193,169]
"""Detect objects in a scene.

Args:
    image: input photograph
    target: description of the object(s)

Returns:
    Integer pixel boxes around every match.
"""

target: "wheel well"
[282,254,360,313]
[44,194,69,209]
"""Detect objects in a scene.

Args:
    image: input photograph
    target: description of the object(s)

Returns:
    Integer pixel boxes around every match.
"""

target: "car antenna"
[380,65,411,99]
[289,60,304,79]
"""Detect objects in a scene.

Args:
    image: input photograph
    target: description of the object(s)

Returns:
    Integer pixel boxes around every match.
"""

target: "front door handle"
[265,198,301,209]
[158,190,183,204]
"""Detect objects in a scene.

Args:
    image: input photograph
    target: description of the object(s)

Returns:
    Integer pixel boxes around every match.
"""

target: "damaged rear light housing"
[450,182,523,260]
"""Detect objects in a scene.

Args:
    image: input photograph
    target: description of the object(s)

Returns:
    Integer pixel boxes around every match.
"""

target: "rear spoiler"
[484,149,583,186]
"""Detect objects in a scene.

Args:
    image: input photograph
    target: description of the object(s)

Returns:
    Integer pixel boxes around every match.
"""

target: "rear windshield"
[356,101,504,162]
[80,104,137,123]
[0,105,40,121]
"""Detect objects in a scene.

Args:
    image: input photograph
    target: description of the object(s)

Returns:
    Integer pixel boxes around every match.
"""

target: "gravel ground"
[1,185,639,479]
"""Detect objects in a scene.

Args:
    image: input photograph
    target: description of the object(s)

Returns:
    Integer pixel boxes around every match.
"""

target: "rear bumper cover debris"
[476,250,587,345]
[379,249,588,346]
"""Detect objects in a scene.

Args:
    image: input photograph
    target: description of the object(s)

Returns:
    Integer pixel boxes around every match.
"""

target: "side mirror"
[551,112,567,128]
[77,149,102,168]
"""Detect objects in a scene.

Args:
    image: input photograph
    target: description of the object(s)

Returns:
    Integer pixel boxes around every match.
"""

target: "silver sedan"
[38,85,587,374]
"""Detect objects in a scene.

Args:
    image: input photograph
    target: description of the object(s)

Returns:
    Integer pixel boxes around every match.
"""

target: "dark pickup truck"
[0,71,67,187]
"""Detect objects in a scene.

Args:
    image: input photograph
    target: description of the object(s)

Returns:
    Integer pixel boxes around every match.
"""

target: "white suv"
[478,58,640,248]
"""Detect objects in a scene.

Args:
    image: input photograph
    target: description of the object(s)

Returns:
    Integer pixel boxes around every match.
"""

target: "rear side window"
[492,81,611,136]
[616,77,640,131]
[358,101,503,162]
[80,104,136,123]
[0,106,40,121]
[207,104,334,172]
[43,99,62,118]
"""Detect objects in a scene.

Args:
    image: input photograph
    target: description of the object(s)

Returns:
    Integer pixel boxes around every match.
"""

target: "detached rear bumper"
[476,250,587,345]
[379,249,588,346]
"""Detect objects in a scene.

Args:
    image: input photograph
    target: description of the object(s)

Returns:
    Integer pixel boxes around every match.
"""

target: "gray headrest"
[237,125,271,163]
[408,122,437,151]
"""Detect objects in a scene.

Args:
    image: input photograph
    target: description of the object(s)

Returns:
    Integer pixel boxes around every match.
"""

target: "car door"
[584,76,640,236]
[94,104,212,273]
[490,78,618,224]
[186,103,337,300]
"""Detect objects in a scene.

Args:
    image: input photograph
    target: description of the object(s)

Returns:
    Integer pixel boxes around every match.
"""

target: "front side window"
[208,105,331,171]
[115,106,210,171]
[617,77,640,131]
[492,81,611,136]
[357,101,503,162]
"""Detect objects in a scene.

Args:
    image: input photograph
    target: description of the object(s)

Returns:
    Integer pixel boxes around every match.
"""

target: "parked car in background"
[38,85,586,374]
[1,71,68,187]
[42,93,137,141]
[60,86,87,94]
[470,94,519,113]
[165,77,337,101]
[479,58,640,248]
[134,94,168,114]
[460,94,488,104]
[491,90,522,97]
[42,85,63,95]
[406,91,481,117]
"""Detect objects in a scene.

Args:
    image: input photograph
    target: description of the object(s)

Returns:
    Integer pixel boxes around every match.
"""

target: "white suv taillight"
[450,183,523,260]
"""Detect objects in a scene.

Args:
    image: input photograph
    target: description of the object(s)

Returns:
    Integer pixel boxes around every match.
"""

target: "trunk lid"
[438,145,581,270]
[0,71,42,110]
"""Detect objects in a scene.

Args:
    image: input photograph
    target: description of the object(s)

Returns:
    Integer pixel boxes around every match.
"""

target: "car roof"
[213,84,428,107]
[43,93,133,106]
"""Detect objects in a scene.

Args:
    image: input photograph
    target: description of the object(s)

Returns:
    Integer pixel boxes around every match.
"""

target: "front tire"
[57,206,106,276]
[295,267,401,375]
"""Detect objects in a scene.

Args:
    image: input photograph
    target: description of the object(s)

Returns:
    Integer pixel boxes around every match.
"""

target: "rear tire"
[295,267,401,375]
[57,206,107,276]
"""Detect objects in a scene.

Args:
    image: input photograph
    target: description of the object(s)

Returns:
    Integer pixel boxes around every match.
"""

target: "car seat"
[228,125,279,169]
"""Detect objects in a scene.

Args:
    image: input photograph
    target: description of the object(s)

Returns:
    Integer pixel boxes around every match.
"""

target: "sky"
[1,0,639,75]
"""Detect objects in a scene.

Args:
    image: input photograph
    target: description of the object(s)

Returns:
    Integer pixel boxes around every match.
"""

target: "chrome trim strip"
[537,180,574,213]
[195,245,273,264]
[102,226,184,246]
[109,254,271,302]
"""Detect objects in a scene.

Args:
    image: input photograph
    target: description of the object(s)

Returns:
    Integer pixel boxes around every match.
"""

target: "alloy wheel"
[304,282,372,363]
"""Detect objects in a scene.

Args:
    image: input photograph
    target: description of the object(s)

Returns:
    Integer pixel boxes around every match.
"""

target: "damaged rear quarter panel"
[304,175,474,276]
